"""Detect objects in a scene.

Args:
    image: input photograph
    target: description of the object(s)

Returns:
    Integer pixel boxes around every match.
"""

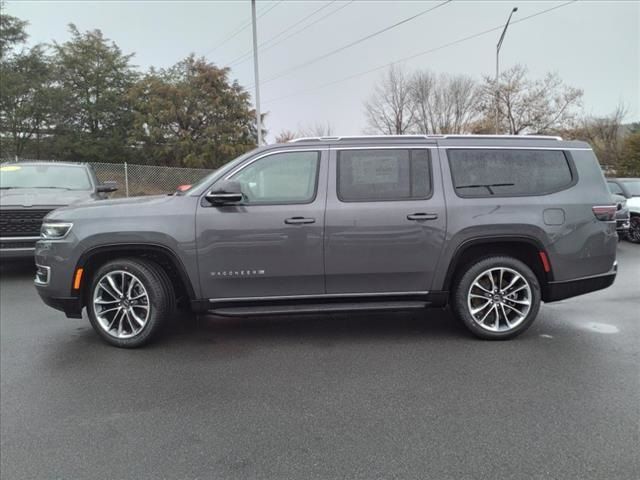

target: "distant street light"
[495,7,518,134]
[251,0,262,145]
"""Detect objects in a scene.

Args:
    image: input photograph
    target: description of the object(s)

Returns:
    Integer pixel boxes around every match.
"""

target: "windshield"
[620,180,640,196]
[0,164,93,190]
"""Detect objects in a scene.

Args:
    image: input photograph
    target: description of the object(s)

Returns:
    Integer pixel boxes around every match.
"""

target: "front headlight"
[41,222,73,240]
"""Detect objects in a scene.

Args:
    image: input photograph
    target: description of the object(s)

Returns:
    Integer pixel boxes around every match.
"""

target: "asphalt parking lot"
[1,243,638,480]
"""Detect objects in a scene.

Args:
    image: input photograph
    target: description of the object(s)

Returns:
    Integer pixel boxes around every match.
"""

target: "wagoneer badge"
[210,270,265,277]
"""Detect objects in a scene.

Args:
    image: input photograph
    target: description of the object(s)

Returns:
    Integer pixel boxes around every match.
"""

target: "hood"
[0,188,94,208]
[46,194,180,220]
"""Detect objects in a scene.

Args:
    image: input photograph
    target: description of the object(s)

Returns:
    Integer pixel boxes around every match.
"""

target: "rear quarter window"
[447,149,574,197]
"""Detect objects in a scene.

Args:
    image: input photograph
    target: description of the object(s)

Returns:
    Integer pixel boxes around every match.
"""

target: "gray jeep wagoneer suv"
[35,135,618,347]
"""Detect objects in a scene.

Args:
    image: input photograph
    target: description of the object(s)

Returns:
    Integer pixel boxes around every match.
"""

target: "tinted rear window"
[448,149,573,197]
[337,149,431,202]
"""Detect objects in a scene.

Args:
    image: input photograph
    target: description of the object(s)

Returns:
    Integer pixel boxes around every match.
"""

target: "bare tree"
[299,121,333,137]
[565,105,627,170]
[481,64,583,134]
[411,71,480,134]
[364,65,415,134]
[274,129,297,143]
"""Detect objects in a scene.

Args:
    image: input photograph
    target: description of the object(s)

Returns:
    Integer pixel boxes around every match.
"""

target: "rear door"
[196,148,328,300]
[324,144,447,294]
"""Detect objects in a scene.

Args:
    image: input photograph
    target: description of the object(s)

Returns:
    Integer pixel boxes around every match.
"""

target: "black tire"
[86,258,175,348]
[452,256,541,340]
[627,216,640,244]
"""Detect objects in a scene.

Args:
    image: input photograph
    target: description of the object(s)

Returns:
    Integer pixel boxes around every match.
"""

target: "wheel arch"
[443,236,553,299]
[74,243,196,308]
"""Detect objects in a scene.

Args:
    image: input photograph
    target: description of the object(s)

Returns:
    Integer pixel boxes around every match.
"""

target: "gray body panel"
[34,136,617,317]
[195,149,328,299]
[324,143,447,293]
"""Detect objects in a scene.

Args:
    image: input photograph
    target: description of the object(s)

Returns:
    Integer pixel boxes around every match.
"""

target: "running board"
[209,301,429,317]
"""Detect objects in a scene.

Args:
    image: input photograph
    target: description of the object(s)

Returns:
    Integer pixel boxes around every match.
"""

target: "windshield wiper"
[455,183,515,195]
[0,187,15,190]
[30,186,72,190]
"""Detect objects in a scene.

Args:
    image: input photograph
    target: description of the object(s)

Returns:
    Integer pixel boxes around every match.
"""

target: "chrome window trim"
[222,148,328,181]
[209,291,430,303]
[439,146,592,151]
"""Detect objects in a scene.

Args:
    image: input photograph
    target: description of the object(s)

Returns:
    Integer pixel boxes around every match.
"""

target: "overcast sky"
[6,0,639,141]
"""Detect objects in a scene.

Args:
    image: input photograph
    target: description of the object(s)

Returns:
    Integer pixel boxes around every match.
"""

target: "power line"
[202,1,282,58]
[227,1,340,68]
[254,0,452,87]
[263,1,577,105]
[251,0,355,65]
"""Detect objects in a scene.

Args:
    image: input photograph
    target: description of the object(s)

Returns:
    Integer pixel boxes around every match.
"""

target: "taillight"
[592,205,617,221]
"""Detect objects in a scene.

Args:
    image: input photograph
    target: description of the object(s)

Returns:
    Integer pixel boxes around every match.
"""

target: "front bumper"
[543,263,617,302]
[0,236,39,259]
[34,239,83,318]
[36,289,83,318]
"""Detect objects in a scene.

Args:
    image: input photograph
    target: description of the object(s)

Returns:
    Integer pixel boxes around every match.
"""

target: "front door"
[324,145,447,294]
[196,148,328,300]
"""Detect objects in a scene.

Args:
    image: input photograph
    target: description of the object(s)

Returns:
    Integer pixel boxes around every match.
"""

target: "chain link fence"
[1,159,214,198]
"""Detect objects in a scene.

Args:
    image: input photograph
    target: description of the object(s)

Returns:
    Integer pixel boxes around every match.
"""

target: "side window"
[607,182,623,195]
[448,149,574,197]
[337,149,431,202]
[231,151,320,204]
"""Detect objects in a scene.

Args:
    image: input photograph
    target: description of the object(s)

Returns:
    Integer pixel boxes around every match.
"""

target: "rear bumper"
[543,264,617,302]
[616,218,630,232]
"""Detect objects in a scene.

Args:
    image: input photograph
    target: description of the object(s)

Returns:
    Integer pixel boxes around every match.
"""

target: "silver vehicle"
[607,178,640,243]
[34,135,618,347]
[0,162,117,258]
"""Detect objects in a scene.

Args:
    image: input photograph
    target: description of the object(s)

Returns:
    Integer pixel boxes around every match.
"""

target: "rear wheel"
[452,256,541,340]
[627,216,640,243]
[87,258,175,348]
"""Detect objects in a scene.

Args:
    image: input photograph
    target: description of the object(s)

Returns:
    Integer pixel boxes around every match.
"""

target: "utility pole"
[251,0,262,145]
[495,7,518,134]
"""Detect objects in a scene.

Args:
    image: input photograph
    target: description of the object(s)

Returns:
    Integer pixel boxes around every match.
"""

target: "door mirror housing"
[205,180,244,205]
[96,181,118,193]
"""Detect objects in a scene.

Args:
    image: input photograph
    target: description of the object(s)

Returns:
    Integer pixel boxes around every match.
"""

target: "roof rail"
[288,135,432,143]
[288,134,562,143]
[441,134,563,141]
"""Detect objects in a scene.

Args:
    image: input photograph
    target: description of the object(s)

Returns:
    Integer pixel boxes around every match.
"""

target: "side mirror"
[97,181,118,193]
[205,180,244,205]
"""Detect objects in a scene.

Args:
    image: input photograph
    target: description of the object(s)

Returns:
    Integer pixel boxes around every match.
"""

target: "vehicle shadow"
[162,307,471,348]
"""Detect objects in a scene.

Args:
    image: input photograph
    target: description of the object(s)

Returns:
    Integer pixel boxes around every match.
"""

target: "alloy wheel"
[628,217,640,243]
[467,267,532,333]
[92,270,150,338]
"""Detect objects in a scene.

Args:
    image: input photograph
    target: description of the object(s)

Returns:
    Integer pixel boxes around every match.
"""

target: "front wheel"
[87,258,175,348]
[627,216,640,244]
[452,256,541,340]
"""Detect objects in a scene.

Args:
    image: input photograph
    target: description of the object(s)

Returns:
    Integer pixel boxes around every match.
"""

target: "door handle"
[285,217,316,225]
[407,213,438,221]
